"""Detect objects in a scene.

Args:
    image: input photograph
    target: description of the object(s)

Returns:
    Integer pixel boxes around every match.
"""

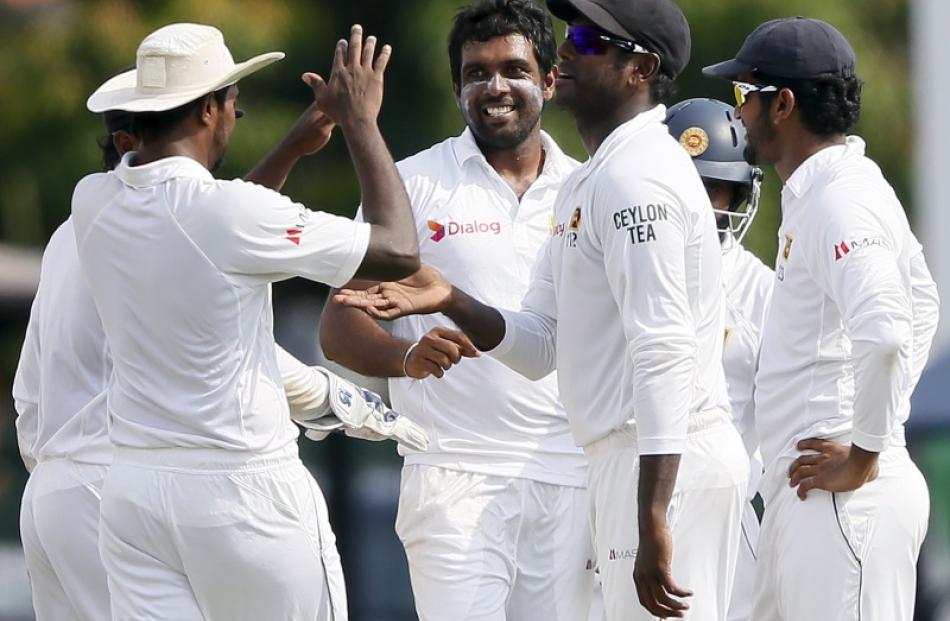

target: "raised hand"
[333,264,453,320]
[303,24,391,129]
[405,327,479,379]
[285,96,336,157]
[788,439,880,500]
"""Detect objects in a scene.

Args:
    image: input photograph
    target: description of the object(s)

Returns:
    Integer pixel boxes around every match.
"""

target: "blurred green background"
[0,1,946,620]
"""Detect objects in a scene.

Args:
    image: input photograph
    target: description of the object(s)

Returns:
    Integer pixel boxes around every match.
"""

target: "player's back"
[13,218,112,466]
[71,156,296,455]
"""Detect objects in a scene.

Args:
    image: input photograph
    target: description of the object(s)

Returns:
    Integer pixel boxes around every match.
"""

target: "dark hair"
[614,53,678,105]
[756,72,862,137]
[131,87,229,144]
[97,135,122,170]
[448,0,557,86]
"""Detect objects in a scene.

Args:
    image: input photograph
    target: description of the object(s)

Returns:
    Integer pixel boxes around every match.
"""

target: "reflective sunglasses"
[733,81,778,108]
[565,24,649,56]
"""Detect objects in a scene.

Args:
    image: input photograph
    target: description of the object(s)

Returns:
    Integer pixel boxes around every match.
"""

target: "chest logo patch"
[427,219,501,243]
[679,127,709,157]
[569,206,582,231]
[782,234,794,261]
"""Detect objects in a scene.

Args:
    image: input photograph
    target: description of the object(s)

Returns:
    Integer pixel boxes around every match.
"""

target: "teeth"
[486,105,515,117]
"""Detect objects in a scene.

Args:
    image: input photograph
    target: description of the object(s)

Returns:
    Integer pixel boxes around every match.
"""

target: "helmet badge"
[679,127,710,157]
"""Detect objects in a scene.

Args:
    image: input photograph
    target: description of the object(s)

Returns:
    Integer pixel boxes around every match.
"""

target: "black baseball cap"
[703,17,856,81]
[548,0,691,79]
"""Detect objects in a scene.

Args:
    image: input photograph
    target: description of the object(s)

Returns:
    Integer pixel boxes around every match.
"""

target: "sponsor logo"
[782,234,794,261]
[613,203,669,245]
[679,127,710,157]
[427,219,501,242]
[835,236,887,261]
[834,240,851,261]
[338,387,353,407]
[608,548,637,561]
[285,226,303,245]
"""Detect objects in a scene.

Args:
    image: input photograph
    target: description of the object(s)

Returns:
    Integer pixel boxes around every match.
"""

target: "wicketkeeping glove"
[289,367,429,451]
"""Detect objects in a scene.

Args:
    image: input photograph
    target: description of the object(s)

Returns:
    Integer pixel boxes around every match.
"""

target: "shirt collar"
[782,136,866,200]
[114,152,214,189]
[452,126,575,181]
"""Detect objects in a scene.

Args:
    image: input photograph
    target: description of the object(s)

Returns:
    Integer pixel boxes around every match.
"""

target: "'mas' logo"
[427,219,501,242]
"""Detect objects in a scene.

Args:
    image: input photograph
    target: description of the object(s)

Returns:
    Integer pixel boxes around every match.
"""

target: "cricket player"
[12,112,134,621]
[320,2,594,619]
[69,23,420,620]
[665,98,772,621]
[704,17,940,620]
[335,1,750,618]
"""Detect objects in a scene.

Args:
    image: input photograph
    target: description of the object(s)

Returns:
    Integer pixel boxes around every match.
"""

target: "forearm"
[638,454,681,528]
[244,138,303,192]
[343,120,418,273]
[321,293,413,377]
[442,286,507,352]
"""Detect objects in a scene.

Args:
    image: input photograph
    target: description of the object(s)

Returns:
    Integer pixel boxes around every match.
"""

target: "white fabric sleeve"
[211,180,370,288]
[593,176,698,456]
[907,249,940,393]
[13,290,42,472]
[276,346,331,419]
[488,238,558,380]
[813,203,913,452]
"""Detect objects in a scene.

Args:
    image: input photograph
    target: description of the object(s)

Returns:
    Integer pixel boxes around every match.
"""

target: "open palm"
[333,264,452,319]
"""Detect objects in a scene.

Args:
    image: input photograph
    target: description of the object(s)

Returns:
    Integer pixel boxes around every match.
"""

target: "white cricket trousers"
[752,445,929,621]
[99,446,347,621]
[20,460,111,621]
[728,451,764,621]
[395,464,595,620]
[584,412,748,621]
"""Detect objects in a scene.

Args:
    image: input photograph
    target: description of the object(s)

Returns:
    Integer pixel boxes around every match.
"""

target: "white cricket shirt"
[71,154,370,455]
[13,218,112,470]
[755,137,939,495]
[361,129,586,487]
[721,238,773,456]
[492,106,732,452]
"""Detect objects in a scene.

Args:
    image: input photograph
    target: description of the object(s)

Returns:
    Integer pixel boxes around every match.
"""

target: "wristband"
[402,341,420,378]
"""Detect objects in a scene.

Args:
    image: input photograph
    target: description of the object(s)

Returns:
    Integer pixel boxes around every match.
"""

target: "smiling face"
[454,34,554,152]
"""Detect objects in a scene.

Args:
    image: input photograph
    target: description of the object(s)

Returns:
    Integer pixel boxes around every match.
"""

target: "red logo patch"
[286,227,303,245]
[427,220,446,242]
[834,240,850,261]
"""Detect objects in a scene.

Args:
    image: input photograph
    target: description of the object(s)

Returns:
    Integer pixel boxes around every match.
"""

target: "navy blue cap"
[703,17,856,81]
[548,0,691,79]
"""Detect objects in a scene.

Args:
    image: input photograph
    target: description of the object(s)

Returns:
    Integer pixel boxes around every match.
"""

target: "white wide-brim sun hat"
[87,23,284,113]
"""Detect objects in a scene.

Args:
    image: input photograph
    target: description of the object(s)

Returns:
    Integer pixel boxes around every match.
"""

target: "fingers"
[361,35,377,68]
[302,72,327,98]
[332,39,346,75]
[797,476,818,500]
[347,24,363,66]
[634,574,691,618]
[374,44,392,73]
[797,438,834,452]
[788,452,823,480]
[430,327,479,358]
[788,464,819,487]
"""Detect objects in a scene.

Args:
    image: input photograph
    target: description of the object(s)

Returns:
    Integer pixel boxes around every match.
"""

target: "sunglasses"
[733,81,778,108]
[565,24,649,56]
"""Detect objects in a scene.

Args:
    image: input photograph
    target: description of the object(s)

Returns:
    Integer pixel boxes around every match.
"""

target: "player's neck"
[576,91,654,155]
[480,129,546,200]
[775,132,848,183]
[133,135,214,171]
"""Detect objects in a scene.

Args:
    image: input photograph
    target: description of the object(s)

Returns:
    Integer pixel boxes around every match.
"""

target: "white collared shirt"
[755,137,939,494]
[13,218,112,470]
[492,106,732,452]
[71,154,370,455]
[721,239,773,456]
[360,129,586,487]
